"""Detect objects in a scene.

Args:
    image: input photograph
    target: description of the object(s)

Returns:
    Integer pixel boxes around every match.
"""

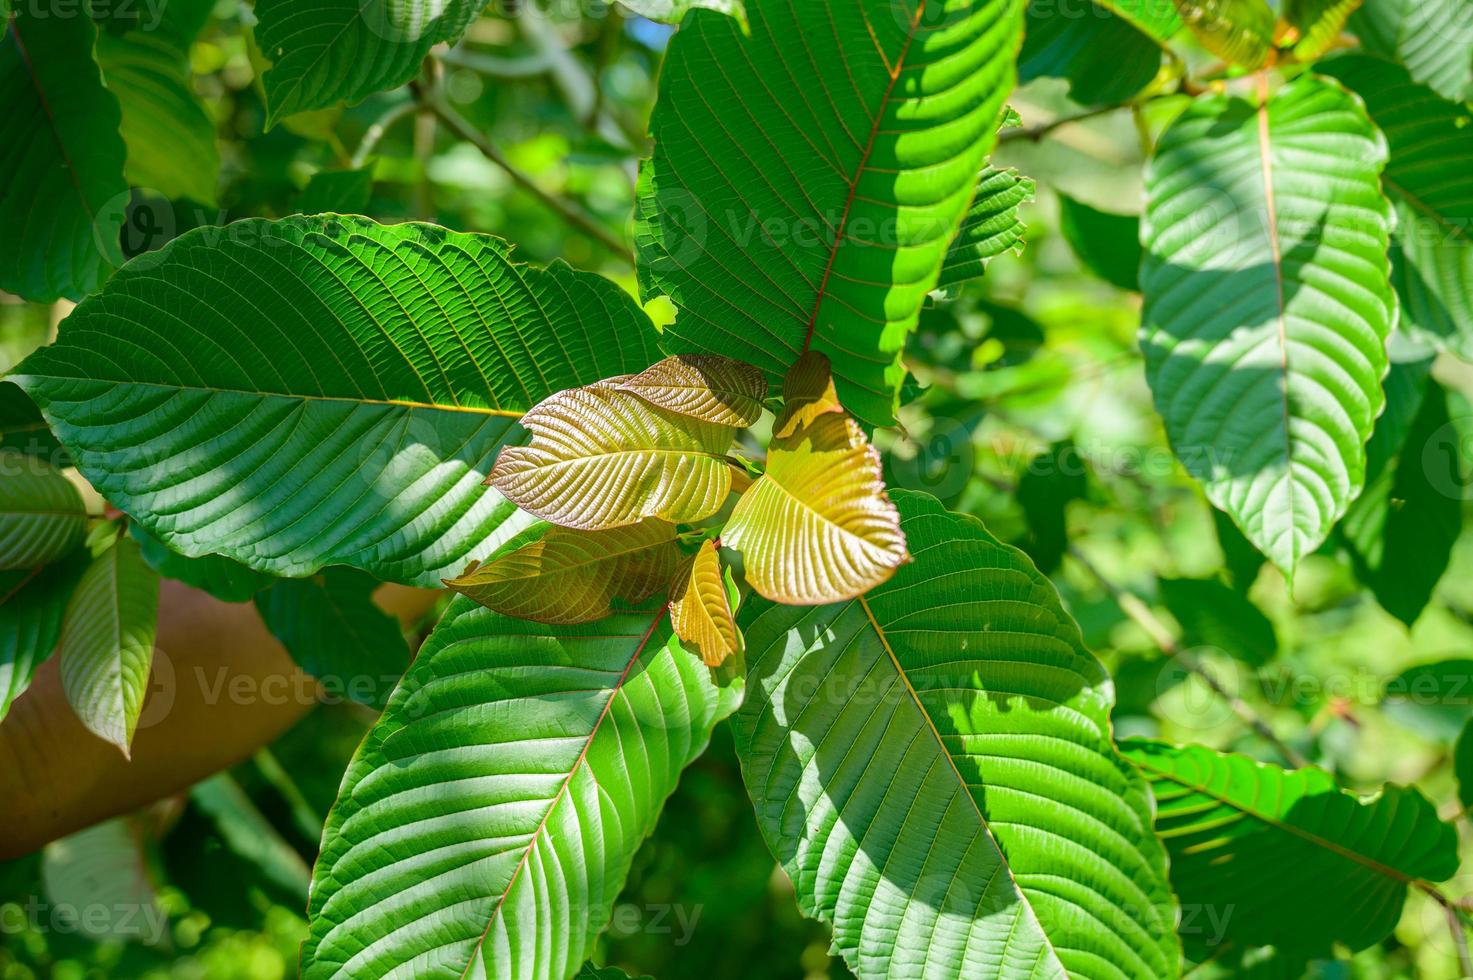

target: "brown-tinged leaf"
[1172,0,1277,67]
[773,352,844,439]
[726,414,908,605]
[617,354,767,427]
[489,383,737,530]
[669,539,741,666]
[445,522,680,624]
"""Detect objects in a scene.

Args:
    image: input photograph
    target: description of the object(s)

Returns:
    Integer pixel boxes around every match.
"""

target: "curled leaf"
[726,413,907,605]
[617,354,767,427]
[669,539,741,666]
[489,383,737,530]
[446,522,680,624]
[773,352,844,439]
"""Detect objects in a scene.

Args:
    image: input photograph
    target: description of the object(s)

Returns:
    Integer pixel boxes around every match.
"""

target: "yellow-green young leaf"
[446,522,681,624]
[0,451,88,569]
[490,383,737,530]
[669,539,741,666]
[58,535,160,757]
[1283,0,1363,59]
[773,352,844,440]
[616,354,767,427]
[726,414,907,605]
[1172,0,1278,67]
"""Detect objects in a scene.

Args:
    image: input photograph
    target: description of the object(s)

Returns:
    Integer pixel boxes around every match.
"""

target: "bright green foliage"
[1158,576,1277,665]
[254,568,412,709]
[938,166,1035,292]
[1140,75,1394,579]
[253,0,483,124]
[131,526,274,604]
[615,0,744,24]
[1321,54,1473,360]
[94,0,219,205]
[1019,0,1164,105]
[57,534,160,757]
[1124,740,1460,956]
[299,598,742,979]
[1351,0,1473,101]
[0,7,126,301]
[636,0,1025,426]
[1283,0,1363,60]
[0,453,87,570]
[0,553,87,722]
[1171,0,1277,66]
[1057,193,1141,292]
[11,216,662,586]
[734,491,1178,979]
[295,166,376,215]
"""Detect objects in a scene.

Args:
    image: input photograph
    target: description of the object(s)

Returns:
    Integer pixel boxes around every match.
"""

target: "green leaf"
[131,524,275,603]
[615,0,744,25]
[299,598,742,978]
[936,165,1035,293]
[636,0,1025,426]
[190,772,312,902]
[734,491,1178,979]
[58,534,160,757]
[1159,576,1278,665]
[1171,0,1277,67]
[0,383,64,462]
[1213,506,1265,592]
[253,0,482,125]
[0,6,126,301]
[41,818,168,947]
[615,354,767,427]
[1014,438,1087,574]
[94,0,219,205]
[254,568,412,709]
[1124,739,1460,956]
[1351,0,1473,102]
[1057,192,1142,292]
[575,964,654,980]
[446,521,682,625]
[1283,0,1363,60]
[1340,375,1460,626]
[1140,75,1395,579]
[1019,0,1164,106]
[1456,719,1473,811]
[1319,53,1473,361]
[1382,659,1473,741]
[1097,0,1185,40]
[0,451,88,570]
[491,383,738,530]
[669,539,741,666]
[294,166,376,215]
[11,216,663,586]
[1,552,88,722]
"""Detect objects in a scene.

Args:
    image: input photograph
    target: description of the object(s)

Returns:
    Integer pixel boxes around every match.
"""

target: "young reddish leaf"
[489,383,737,530]
[616,354,767,428]
[726,413,907,605]
[772,352,844,440]
[446,522,680,624]
[669,539,741,666]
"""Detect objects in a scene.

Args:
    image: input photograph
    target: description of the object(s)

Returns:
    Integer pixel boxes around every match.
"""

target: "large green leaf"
[1351,0,1473,102]
[1019,0,1164,106]
[1140,75,1395,579]
[1124,740,1460,957]
[254,0,483,125]
[11,216,662,587]
[0,6,126,301]
[95,0,218,205]
[300,598,742,978]
[1,552,88,722]
[0,452,88,569]
[733,491,1178,979]
[636,0,1025,426]
[1320,53,1473,361]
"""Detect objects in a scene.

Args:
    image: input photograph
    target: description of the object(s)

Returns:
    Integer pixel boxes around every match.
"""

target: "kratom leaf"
[190,773,312,902]
[41,818,168,947]
[300,598,742,979]
[58,534,160,757]
[1140,75,1395,579]
[0,452,88,570]
[1158,576,1278,665]
[668,539,740,666]
[636,0,1025,426]
[294,166,376,215]
[1,553,88,722]
[1172,0,1277,67]
[1014,439,1087,574]
[1097,0,1185,40]
[1351,0,1473,102]
[725,412,907,605]
[0,383,64,462]
[1213,507,1266,592]
[616,354,767,427]
[446,521,681,625]
[1381,659,1473,741]
[131,525,274,604]
[615,0,744,25]
[1124,740,1460,956]
[0,6,126,301]
[490,383,737,530]
[1320,53,1473,361]
[771,351,844,440]
[253,0,483,125]
[11,216,662,586]
[255,568,412,709]
[936,166,1035,293]
[1283,0,1363,60]
[734,491,1179,979]
[94,0,219,205]
[1456,719,1473,811]
[1057,192,1142,292]
[1019,0,1165,106]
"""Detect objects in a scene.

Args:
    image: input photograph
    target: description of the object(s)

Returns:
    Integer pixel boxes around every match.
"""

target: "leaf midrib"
[8,19,98,229]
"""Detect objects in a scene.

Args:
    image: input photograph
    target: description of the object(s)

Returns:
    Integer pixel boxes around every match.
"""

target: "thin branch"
[998,102,1129,144]
[349,99,420,169]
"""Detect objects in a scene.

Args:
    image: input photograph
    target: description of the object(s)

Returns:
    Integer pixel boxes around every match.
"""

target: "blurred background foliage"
[4,0,1473,978]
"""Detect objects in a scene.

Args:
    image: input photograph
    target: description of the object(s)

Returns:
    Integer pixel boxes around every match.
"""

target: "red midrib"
[800,2,928,353]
